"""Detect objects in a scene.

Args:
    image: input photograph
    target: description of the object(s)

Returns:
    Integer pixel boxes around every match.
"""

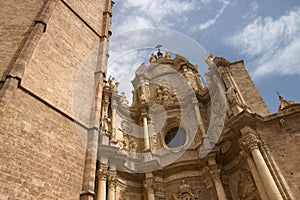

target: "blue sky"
[108,0,300,113]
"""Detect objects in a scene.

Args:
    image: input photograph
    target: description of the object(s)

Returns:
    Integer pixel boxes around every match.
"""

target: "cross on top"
[155,44,162,51]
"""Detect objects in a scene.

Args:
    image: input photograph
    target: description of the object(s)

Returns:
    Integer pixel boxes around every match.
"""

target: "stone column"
[260,135,295,200]
[96,164,108,200]
[143,116,150,150]
[208,156,227,200]
[147,189,155,200]
[192,97,206,137]
[246,156,270,200]
[241,129,283,200]
[144,175,155,200]
[107,171,117,200]
[110,99,118,144]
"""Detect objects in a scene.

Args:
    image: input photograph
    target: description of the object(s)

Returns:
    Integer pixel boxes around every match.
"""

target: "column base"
[80,190,95,200]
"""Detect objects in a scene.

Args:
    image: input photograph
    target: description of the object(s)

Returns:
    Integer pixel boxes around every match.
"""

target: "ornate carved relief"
[97,167,108,181]
[144,177,156,191]
[240,132,260,152]
[182,66,198,91]
[171,180,199,200]
[155,86,176,105]
[238,170,260,200]
[108,174,117,188]
[117,120,134,151]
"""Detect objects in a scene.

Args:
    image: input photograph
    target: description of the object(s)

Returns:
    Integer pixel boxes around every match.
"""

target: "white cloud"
[225,8,300,79]
[115,16,154,33]
[123,0,197,23]
[112,0,198,35]
[195,0,231,30]
[253,38,300,78]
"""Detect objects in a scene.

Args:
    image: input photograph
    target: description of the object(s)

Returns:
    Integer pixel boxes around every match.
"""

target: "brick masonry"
[263,108,300,198]
[229,61,270,116]
[0,0,45,80]
[0,0,110,199]
[0,79,87,199]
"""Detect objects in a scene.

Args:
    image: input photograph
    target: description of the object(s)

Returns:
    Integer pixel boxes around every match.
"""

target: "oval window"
[164,127,186,148]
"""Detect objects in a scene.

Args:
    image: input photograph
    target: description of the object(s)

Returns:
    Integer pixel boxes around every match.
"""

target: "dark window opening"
[164,127,186,148]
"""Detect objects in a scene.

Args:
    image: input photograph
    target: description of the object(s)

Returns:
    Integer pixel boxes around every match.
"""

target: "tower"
[0,0,113,199]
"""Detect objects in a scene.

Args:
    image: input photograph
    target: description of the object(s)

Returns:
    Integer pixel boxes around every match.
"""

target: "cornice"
[225,110,264,131]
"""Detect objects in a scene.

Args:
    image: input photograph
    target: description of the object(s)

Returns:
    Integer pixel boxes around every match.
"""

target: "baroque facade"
[0,0,299,200]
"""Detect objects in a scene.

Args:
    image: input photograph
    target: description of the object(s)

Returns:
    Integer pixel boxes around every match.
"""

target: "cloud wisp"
[225,7,300,79]
[194,0,231,31]
[113,0,198,33]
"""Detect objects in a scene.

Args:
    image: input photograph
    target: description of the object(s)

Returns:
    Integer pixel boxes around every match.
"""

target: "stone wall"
[0,0,46,79]
[0,0,111,199]
[263,108,300,198]
[22,0,100,125]
[229,61,270,116]
[64,0,108,35]
[0,79,87,199]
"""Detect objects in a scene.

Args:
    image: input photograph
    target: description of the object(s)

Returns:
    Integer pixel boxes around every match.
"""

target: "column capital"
[240,127,260,152]
[97,169,108,181]
[259,134,270,151]
[141,109,149,118]
[107,174,117,188]
[240,133,260,152]
[97,163,109,181]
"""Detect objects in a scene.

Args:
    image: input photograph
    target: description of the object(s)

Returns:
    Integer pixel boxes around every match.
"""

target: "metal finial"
[155,44,162,50]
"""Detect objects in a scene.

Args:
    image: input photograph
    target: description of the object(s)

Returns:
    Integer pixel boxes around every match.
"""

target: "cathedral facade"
[0,0,299,200]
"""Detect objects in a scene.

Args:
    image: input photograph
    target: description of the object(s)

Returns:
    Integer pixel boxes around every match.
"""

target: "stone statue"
[226,86,238,104]
[123,133,130,150]
[129,139,137,157]
[157,49,163,58]
[164,52,172,59]
[205,52,214,67]
[101,115,111,134]
[149,53,157,63]
[120,92,129,105]
[108,76,119,91]
[156,87,163,103]
[179,179,192,195]
[170,179,198,199]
